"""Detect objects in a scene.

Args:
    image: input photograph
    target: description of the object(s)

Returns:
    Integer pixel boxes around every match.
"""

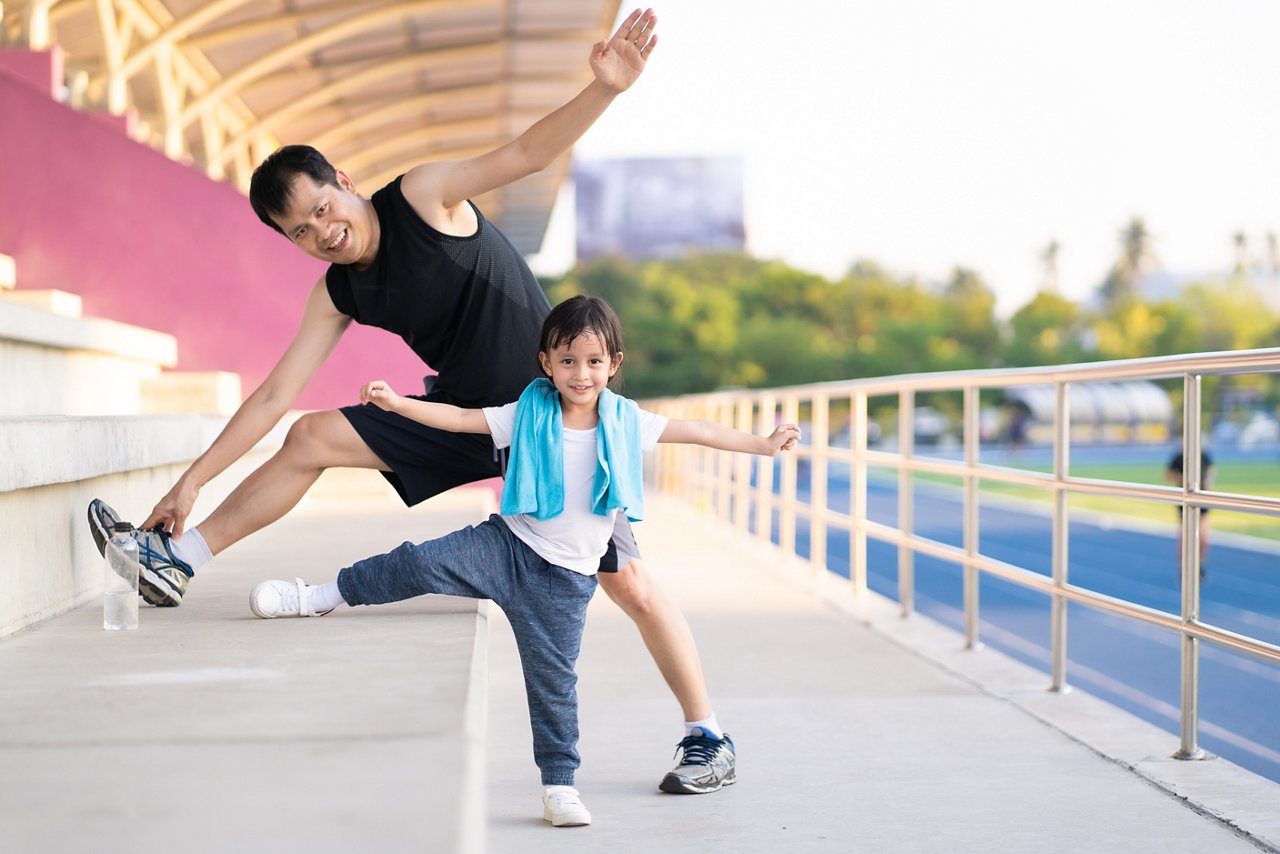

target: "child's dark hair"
[538,295,625,385]
[249,145,341,235]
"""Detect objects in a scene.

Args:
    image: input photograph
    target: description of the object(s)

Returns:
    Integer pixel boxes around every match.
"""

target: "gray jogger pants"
[336,514,598,787]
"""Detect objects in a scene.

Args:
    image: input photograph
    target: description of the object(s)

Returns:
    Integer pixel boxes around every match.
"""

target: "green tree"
[1006,290,1085,366]
[1099,216,1155,306]
[941,266,1000,365]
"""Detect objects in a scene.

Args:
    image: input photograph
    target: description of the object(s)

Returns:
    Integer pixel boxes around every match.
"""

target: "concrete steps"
[0,249,259,636]
[0,251,241,416]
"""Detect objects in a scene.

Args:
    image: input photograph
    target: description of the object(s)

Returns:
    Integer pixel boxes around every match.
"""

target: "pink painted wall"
[0,51,428,412]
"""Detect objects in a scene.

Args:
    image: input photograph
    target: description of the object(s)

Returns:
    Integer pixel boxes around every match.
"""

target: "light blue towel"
[500,378,645,522]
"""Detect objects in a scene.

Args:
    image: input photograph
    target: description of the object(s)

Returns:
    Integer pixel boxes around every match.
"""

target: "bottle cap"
[113,522,134,532]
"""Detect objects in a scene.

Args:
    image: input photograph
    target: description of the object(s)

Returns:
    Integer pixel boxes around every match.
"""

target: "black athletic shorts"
[341,392,503,507]
[339,382,636,572]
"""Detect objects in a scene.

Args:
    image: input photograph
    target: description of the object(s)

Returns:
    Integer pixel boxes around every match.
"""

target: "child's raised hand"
[767,423,802,455]
[360,379,400,411]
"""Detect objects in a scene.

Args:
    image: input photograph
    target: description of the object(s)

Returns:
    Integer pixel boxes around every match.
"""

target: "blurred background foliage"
[542,218,1280,420]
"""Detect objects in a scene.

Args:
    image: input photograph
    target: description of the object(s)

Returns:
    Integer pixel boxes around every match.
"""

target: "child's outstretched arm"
[659,419,801,456]
[360,380,492,434]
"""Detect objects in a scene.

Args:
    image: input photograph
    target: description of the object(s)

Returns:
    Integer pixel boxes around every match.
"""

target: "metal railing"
[644,348,1280,761]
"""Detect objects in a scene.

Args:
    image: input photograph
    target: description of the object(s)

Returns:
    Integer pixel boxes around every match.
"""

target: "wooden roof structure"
[2,0,621,252]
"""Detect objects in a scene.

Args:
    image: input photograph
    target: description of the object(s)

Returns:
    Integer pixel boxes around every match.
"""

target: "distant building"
[1003,381,1173,444]
[1134,268,1280,312]
[574,155,745,261]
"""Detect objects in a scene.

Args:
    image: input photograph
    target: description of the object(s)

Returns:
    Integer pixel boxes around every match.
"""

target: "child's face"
[538,330,621,409]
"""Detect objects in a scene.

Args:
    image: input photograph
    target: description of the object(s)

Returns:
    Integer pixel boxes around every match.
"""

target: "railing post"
[734,398,754,533]
[779,396,800,557]
[810,394,829,579]
[755,394,777,547]
[692,399,714,513]
[678,401,695,504]
[715,398,733,524]
[1175,374,1206,759]
[963,386,982,650]
[850,391,868,597]
[898,390,915,617]
[1050,382,1072,693]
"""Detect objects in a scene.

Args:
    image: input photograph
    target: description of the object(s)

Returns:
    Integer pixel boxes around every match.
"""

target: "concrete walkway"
[2,472,1278,853]
[488,497,1280,853]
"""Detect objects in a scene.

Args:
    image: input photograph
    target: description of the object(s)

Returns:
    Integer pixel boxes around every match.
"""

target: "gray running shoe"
[659,728,736,794]
[87,499,192,607]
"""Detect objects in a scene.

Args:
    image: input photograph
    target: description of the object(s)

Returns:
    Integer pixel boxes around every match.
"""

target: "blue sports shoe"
[659,728,736,794]
[87,499,193,607]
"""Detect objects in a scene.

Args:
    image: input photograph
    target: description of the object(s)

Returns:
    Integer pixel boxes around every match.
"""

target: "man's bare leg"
[198,410,388,555]
[600,559,737,794]
[597,558,712,721]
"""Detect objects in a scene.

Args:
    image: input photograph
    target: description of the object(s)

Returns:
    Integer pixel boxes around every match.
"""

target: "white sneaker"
[542,786,591,827]
[249,578,334,619]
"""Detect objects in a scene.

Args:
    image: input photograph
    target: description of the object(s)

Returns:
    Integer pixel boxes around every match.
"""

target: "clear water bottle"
[104,521,139,630]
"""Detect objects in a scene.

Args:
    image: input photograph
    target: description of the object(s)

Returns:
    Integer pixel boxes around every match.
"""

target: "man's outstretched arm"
[142,278,351,535]
[401,8,658,217]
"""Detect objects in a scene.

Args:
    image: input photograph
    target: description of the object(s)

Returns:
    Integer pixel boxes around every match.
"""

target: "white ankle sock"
[307,581,347,613]
[684,713,723,739]
[169,527,213,571]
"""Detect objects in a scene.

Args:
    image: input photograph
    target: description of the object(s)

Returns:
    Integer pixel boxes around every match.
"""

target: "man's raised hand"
[590,8,658,92]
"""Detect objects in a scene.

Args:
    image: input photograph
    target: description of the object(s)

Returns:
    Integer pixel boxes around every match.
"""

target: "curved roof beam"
[335,117,503,177]
[360,141,499,193]
[176,0,497,129]
[214,43,500,166]
[305,83,500,152]
[182,0,405,51]
[306,71,578,154]
[48,0,91,28]
[117,0,253,80]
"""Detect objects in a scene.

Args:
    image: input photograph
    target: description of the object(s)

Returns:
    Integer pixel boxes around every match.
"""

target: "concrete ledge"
[141,371,243,416]
[0,342,160,415]
[0,288,83,316]
[0,414,289,492]
[0,298,176,365]
[0,414,298,636]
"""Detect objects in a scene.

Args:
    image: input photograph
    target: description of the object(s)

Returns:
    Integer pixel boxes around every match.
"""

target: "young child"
[248,294,800,827]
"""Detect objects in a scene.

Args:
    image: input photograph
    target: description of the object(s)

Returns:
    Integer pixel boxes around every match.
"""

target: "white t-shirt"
[483,402,668,574]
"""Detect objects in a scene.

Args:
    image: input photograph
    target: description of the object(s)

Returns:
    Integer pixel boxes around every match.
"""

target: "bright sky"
[528,0,1280,317]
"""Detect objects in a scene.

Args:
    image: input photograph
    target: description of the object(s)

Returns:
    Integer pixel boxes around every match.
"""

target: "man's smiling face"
[274,170,374,268]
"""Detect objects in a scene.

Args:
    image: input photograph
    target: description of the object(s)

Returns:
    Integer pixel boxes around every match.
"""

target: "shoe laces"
[277,581,302,613]
[132,527,170,561]
[133,526,194,577]
[673,732,725,765]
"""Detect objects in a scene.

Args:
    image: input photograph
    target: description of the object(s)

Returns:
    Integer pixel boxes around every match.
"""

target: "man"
[87,8,734,795]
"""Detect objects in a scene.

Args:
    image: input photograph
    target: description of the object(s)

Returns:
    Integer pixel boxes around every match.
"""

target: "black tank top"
[325,177,551,408]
